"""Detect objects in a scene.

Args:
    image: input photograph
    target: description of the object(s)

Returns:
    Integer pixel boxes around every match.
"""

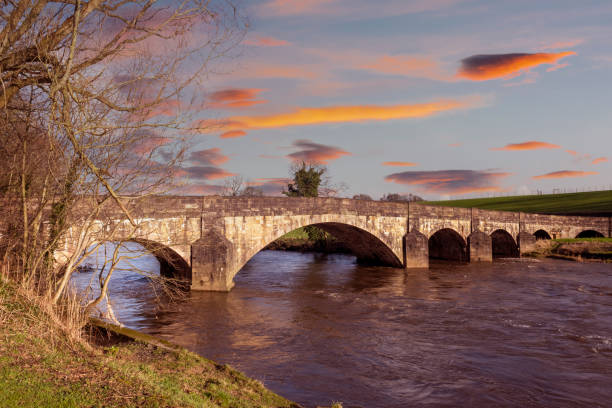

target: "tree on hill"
[380,193,424,202]
[353,194,373,200]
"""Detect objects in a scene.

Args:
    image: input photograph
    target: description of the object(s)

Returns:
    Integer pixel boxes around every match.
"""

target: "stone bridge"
[57,196,611,291]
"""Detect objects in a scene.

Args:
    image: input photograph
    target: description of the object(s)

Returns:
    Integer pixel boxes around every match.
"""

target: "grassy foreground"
[0,280,298,408]
[424,190,612,215]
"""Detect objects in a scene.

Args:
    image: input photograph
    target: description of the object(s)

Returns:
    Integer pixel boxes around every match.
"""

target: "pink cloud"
[244,35,290,47]
[385,169,511,194]
[190,148,229,166]
[532,170,598,179]
[592,157,608,165]
[287,140,350,164]
[209,88,267,109]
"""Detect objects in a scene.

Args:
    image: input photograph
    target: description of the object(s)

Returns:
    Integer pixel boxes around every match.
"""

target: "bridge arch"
[235,221,404,276]
[534,229,551,240]
[490,229,519,258]
[575,230,605,238]
[428,228,467,262]
[131,239,191,281]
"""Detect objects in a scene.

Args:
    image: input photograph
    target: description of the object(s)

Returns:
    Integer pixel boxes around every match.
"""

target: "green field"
[425,190,612,216]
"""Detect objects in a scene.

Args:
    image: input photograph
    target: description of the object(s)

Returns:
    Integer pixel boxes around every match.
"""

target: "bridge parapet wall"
[409,204,472,239]
[520,213,609,238]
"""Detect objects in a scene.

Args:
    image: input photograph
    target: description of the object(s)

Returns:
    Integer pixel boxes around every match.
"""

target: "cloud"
[190,148,229,166]
[131,136,172,154]
[243,63,319,80]
[448,142,462,147]
[183,166,236,180]
[591,157,608,165]
[209,88,266,109]
[566,149,578,156]
[457,51,576,81]
[220,130,247,139]
[244,35,290,47]
[246,177,291,195]
[385,169,511,194]
[532,170,598,179]
[382,161,418,167]
[220,97,482,131]
[490,141,561,151]
[257,0,337,16]
[541,39,584,50]
[257,0,466,18]
[360,55,452,81]
[287,140,350,164]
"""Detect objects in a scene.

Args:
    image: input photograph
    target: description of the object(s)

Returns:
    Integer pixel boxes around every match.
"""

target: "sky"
[171,0,612,200]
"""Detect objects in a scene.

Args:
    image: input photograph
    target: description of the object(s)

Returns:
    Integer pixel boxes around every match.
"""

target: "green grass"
[553,237,612,243]
[424,190,612,215]
[0,280,298,408]
[277,227,309,240]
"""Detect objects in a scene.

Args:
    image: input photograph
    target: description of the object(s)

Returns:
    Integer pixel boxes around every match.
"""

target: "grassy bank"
[424,190,612,215]
[526,238,612,261]
[0,280,298,408]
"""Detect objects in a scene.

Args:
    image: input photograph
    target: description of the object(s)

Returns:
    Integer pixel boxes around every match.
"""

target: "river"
[73,247,612,407]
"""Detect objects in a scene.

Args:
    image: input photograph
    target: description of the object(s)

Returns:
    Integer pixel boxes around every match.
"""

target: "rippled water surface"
[75,250,612,407]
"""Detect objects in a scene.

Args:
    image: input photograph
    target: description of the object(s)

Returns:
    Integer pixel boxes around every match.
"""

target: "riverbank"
[265,227,351,254]
[525,238,612,262]
[0,280,299,408]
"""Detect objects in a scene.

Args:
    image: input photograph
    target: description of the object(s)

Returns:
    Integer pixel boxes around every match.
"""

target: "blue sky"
[175,0,612,199]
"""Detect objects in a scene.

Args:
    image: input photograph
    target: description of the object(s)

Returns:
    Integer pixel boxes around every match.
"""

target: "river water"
[74,248,612,407]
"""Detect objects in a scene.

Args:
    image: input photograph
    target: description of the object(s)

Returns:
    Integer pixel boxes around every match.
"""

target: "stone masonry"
[56,196,611,292]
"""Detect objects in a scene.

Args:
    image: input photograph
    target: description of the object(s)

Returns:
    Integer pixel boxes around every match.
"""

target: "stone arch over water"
[490,229,519,258]
[534,229,552,240]
[575,230,605,238]
[428,228,467,262]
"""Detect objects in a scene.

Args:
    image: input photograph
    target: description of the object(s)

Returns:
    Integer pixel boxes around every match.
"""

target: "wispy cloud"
[183,166,236,180]
[287,140,350,164]
[591,157,608,165]
[382,161,418,167]
[532,170,598,179]
[220,130,247,139]
[244,35,290,47]
[385,169,510,194]
[491,141,561,151]
[209,88,266,109]
[458,51,576,81]
[190,148,229,166]
[218,97,483,134]
[360,55,452,81]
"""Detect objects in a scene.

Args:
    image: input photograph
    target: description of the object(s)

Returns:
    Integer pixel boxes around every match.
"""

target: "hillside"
[424,190,612,216]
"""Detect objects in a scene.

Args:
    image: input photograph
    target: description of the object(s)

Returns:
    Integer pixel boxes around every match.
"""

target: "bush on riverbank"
[0,279,298,408]
[526,238,612,261]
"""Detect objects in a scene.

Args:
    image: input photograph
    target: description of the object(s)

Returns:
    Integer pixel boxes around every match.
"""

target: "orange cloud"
[491,141,561,151]
[220,98,481,130]
[592,157,608,165]
[209,88,266,109]
[532,170,598,179]
[220,130,247,139]
[449,142,462,147]
[287,140,350,164]
[458,51,576,81]
[385,170,510,194]
[244,35,290,47]
[383,161,418,167]
[566,149,578,156]
[360,55,451,81]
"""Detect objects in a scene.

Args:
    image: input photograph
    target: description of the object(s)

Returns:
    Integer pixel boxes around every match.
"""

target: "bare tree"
[222,175,245,196]
[0,1,246,310]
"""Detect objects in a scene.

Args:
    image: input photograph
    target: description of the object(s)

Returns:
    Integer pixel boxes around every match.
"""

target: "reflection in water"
[76,249,612,408]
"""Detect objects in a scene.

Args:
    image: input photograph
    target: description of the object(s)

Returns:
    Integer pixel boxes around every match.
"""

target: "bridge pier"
[517,231,537,256]
[403,230,429,268]
[467,230,493,262]
[191,231,235,291]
